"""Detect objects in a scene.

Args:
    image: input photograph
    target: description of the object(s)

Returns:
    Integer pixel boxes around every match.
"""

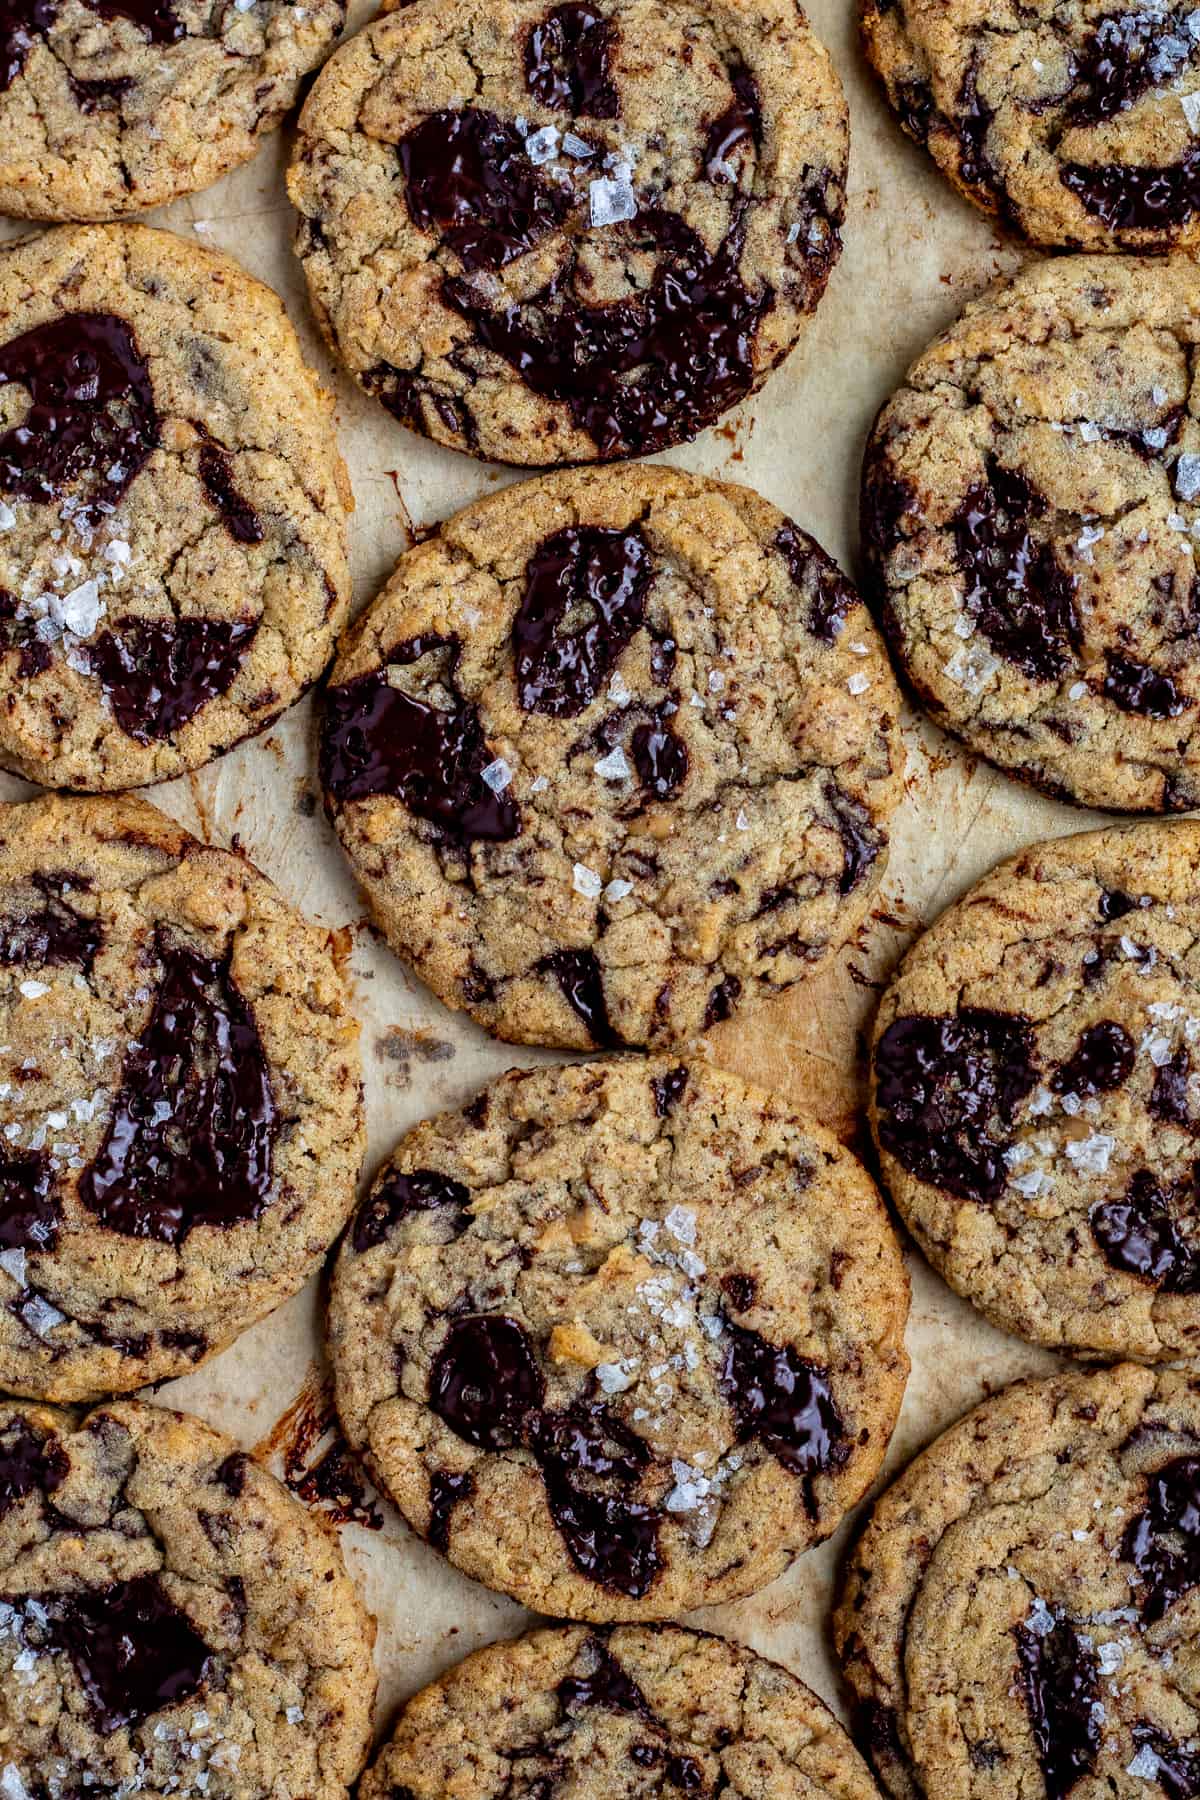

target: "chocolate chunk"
[322,635,519,840]
[400,109,572,273]
[1099,889,1141,921]
[0,1152,60,1253]
[1123,1456,1200,1621]
[1130,1723,1200,1800]
[1065,10,1197,127]
[429,1314,546,1451]
[540,948,618,1046]
[1102,651,1190,719]
[28,1573,214,1733]
[198,442,264,546]
[952,462,1080,683]
[0,874,100,971]
[1013,1611,1101,1800]
[68,73,134,111]
[559,1640,653,1716]
[720,1318,848,1513]
[0,589,51,677]
[529,1402,662,1597]
[874,1009,1038,1205]
[720,1272,756,1313]
[0,1416,67,1514]
[775,521,855,644]
[1050,1020,1135,1098]
[828,788,879,896]
[514,526,653,716]
[1091,1167,1200,1292]
[215,1452,248,1498]
[443,203,771,458]
[77,933,277,1246]
[0,312,160,518]
[704,56,760,183]
[427,1469,474,1551]
[1152,1048,1194,1128]
[89,615,258,743]
[703,975,741,1030]
[631,705,688,799]
[651,1065,688,1116]
[0,0,181,93]
[1062,150,1200,233]
[353,1169,472,1252]
[89,0,182,44]
[524,2,617,117]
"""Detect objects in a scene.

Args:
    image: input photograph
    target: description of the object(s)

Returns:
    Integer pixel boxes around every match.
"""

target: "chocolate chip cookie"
[320,465,903,1051]
[835,1363,1200,1800]
[360,1622,880,1800]
[863,0,1200,250]
[0,0,344,221]
[328,1056,910,1621]
[0,222,351,792]
[287,0,847,464]
[0,790,365,1402]
[0,1395,376,1800]
[863,253,1200,813]
[870,821,1200,1362]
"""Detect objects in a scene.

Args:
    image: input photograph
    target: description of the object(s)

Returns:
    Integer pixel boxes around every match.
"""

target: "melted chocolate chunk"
[1152,1048,1194,1129]
[952,462,1080,683]
[353,1169,472,1252]
[286,1435,383,1531]
[0,312,159,517]
[429,1314,546,1451]
[631,705,688,799]
[704,56,760,183]
[651,1065,688,1116]
[1102,651,1189,719]
[401,109,571,273]
[0,1416,67,1514]
[1130,1723,1200,1800]
[775,522,855,644]
[1062,149,1200,233]
[703,975,741,1030]
[198,443,264,546]
[426,1468,474,1551]
[1050,1020,1135,1098]
[0,588,51,677]
[443,203,770,458]
[77,933,277,1246]
[1099,889,1141,921]
[524,1,617,117]
[529,1402,662,1597]
[1066,10,1198,127]
[0,874,100,970]
[90,0,182,43]
[69,72,134,111]
[559,1641,653,1716]
[720,1272,756,1313]
[828,789,878,895]
[1123,1456,1200,1622]
[1091,1167,1200,1292]
[0,0,181,94]
[667,1757,703,1790]
[88,616,257,743]
[514,526,653,716]
[540,948,618,1046]
[322,636,519,840]
[720,1319,848,1513]
[1013,1611,1101,1800]
[874,1009,1038,1205]
[0,1151,60,1252]
[30,1573,214,1733]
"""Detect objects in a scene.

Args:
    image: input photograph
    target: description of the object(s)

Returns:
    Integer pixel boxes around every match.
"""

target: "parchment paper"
[0,0,1107,1746]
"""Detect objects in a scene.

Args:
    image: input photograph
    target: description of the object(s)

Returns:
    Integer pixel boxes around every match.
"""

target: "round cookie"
[328,1056,910,1621]
[0,0,344,221]
[835,1364,1200,1800]
[287,0,847,465]
[0,1396,376,1800]
[320,465,903,1052]
[0,222,351,792]
[870,821,1200,1362]
[360,1622,880,1800]
[863,0,1200,251]
[0,790,365,1402]
[863,254,1200,813]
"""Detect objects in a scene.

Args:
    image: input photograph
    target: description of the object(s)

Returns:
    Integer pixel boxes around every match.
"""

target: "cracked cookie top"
[0,1396,376,1800]
[359,1622,879,1800]
[863,0,1200,250]
[864,254,1200,813]
[319,465,903,1052]
[328,1056,910,1621]
[0,790,364,1402]
[870,821,1200,1362]
[0,223,350,791]
[835,1364,1200,1800]
[286,0,847,465]
[0,0,344,220]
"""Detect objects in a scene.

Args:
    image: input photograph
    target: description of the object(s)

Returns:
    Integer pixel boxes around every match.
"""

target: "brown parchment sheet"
[0,0,1112,1749]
